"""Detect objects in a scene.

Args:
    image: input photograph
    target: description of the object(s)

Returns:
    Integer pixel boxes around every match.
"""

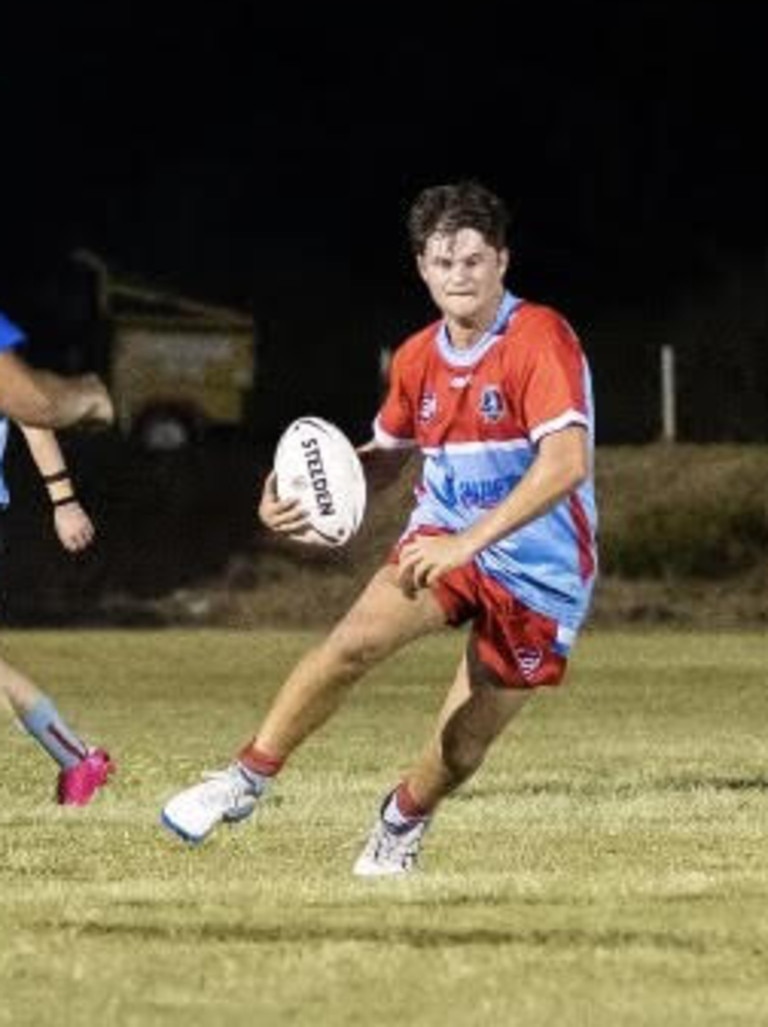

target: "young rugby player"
[162,181,597,874]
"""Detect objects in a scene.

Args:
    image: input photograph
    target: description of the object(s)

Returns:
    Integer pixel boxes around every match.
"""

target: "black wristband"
[52,495,78,508]
[43,470,71,484]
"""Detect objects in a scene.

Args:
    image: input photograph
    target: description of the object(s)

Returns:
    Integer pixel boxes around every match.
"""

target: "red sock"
[394,781,431,819]
[237,742,284,777]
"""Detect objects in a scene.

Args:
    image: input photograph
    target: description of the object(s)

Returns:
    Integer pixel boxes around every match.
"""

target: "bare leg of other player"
[0,658,44,711]
[0,655,114,806]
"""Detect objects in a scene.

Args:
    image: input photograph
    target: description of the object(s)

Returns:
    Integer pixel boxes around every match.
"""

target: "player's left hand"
[396,534,474,595]
[54,501,96,552]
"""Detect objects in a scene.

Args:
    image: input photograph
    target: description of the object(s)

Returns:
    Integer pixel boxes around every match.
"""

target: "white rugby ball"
[274,416,367,547]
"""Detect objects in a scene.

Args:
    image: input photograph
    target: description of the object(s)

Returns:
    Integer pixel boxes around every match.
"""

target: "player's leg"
[403,639,532,810]
[353,577,571,876]
[245,563,446,761]
[161,564,447,844]
[352,645,531,876]
[403,581,571,817]
[0,655,114,805]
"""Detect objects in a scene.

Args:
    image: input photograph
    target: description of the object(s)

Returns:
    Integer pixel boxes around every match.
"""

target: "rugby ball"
[273,416,367,547]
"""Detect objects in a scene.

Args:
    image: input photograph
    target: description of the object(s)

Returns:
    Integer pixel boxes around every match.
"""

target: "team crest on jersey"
[418,391,438,423]
[514,645,543,679]
[479,385,506,422]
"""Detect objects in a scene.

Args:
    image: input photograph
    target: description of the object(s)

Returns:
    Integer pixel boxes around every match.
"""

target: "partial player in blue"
[0,310,115,804]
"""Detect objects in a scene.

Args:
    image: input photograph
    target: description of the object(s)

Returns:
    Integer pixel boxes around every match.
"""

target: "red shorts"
[392,531,569,690]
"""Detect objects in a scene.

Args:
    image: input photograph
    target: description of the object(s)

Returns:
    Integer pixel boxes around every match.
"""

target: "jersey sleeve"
[373,345,417,449]
[0,312,26,353]
[514,311,591,443]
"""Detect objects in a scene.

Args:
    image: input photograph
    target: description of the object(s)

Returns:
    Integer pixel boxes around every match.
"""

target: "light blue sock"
[19,697,89,770]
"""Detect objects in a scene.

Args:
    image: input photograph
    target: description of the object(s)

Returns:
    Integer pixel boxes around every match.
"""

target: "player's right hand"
[258,470,310,536]
[54,500,96,552]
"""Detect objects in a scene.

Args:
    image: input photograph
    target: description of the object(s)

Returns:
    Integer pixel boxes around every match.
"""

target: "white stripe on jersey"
[373,418,416,450]
[422,438,530,457]
[529,409,589,443]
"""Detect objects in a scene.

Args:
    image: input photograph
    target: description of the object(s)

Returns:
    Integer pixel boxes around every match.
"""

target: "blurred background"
[0,1,765,625]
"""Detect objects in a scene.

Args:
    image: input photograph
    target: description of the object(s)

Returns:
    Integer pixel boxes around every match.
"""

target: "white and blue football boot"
[161,765,264,845]
[353,796,430,877]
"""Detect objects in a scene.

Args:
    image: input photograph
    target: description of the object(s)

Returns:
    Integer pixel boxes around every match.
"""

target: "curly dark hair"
[407,181,510,256]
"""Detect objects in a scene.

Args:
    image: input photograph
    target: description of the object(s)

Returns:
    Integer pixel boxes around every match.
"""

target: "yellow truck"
[73,250,256,450]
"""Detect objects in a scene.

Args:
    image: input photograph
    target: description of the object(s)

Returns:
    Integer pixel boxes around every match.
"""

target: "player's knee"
[326,625,388,676]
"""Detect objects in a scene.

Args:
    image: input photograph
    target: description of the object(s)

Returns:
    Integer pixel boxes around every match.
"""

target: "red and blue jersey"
[374,291,597,634]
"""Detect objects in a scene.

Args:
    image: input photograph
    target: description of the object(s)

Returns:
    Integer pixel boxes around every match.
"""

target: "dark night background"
[0,1,765,443]
[0,1,764,621]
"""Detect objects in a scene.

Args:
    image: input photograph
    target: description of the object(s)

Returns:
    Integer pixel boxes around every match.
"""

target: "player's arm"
[0,350,114,429]
[460,424,588,551]
[364,341,416,491]
[398,426,589,591]
[17,425,96,552]
[357,440,412,492]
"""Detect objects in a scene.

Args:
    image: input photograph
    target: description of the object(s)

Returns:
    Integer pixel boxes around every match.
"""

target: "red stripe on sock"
[238,743,284,777]
[47,723,88,761]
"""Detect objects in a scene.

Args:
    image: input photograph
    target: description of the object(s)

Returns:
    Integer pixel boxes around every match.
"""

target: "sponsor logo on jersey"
[418,391,438,423]
[457,474,515,508]
[479,385,506,422]
[450,374,472,389]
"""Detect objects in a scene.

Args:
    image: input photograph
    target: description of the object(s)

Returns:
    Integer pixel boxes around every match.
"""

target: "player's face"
[417,228,508,329]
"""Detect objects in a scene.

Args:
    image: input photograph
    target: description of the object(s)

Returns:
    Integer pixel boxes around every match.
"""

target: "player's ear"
[498,247,510,276]
[416,254,429,284]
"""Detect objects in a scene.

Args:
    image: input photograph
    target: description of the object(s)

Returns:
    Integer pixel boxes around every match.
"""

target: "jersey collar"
[436,290,521,367]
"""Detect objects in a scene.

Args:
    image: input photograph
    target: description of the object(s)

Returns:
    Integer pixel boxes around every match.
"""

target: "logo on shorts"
[479,385,506,422]
[418,391,438,423]
[514,645,543,679]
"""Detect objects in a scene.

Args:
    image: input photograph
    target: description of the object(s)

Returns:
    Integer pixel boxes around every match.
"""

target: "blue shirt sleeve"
[0,312,26,352]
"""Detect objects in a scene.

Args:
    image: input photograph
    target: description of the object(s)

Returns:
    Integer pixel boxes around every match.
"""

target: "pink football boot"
[57,749,116,806]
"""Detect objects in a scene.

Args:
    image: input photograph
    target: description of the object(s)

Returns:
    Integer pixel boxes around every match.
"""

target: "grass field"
[1,628,768,1026]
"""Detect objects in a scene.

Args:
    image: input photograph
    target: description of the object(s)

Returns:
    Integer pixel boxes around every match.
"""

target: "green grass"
[2,628,768,1026]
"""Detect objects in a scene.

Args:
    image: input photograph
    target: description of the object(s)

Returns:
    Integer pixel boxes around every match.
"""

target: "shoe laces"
[199,767,254,806]
[374,817,427,863]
